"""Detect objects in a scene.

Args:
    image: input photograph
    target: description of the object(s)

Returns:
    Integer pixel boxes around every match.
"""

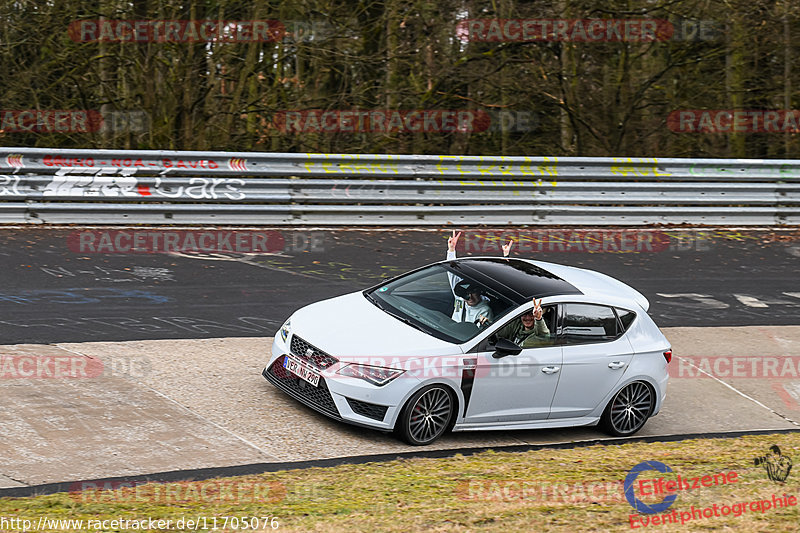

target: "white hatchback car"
[263,257,671,445]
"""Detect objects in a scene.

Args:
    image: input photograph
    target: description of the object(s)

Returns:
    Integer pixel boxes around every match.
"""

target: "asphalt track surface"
[1,226,799,496]
[0,227,799,344]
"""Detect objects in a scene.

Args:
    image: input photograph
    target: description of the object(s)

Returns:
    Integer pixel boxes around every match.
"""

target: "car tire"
[599,381,654,437]
[395,384,455,446]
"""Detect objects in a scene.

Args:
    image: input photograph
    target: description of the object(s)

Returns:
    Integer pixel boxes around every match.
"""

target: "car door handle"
[608,361,627,369]
[541,366,560,374]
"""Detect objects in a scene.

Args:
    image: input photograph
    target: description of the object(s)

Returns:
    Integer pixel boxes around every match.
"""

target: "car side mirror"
[492,338,522,359]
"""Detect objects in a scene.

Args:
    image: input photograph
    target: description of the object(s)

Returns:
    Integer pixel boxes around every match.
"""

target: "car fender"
[386,376,465,428]
[587,373,664,420]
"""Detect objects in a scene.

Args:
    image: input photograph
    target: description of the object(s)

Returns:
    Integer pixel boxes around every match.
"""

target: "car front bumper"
[263,338,420,432]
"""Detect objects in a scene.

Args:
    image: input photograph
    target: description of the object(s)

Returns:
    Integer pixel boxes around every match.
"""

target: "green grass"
[1,433,799,532]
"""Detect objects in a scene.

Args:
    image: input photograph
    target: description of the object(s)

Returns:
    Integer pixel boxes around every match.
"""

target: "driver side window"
[492,305,558,349]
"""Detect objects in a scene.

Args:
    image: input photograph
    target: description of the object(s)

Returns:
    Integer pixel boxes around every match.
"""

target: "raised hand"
[447,230,462,252]
[502,240,514,257]
[532,298,543,320]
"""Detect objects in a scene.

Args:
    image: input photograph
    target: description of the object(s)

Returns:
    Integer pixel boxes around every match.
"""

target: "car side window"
[490,305,558,348]
[561,303,620,345]
[615,308,637,332]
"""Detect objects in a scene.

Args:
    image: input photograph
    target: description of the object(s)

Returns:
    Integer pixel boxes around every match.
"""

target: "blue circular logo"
[624,461,678,514]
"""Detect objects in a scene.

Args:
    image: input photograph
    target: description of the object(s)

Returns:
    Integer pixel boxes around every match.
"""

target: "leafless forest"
[1,0,798,157]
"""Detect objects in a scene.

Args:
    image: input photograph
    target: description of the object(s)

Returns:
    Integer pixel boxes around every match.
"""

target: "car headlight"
[279,319,291,342]
[337,363,405,386]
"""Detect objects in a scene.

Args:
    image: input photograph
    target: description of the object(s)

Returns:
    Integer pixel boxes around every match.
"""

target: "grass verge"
[1,433,799,532]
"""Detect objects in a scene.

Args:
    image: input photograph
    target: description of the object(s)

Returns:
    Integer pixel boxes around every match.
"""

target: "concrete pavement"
[1,326,799,490]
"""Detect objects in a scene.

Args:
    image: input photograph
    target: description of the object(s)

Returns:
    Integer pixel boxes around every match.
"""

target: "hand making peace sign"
[447,230,462,252]
[532,298,543,320]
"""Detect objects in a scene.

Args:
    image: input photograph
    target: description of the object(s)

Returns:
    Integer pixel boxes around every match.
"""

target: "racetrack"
[1,227,799,494]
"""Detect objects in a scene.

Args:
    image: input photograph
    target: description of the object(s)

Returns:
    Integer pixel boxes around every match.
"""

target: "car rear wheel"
[600,381,654,437]
[396,385,454,446]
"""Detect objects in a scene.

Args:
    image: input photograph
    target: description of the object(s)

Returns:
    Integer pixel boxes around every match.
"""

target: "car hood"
[290,291,460,359]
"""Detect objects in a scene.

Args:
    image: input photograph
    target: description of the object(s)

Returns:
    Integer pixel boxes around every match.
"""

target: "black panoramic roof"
[446,258,582,304]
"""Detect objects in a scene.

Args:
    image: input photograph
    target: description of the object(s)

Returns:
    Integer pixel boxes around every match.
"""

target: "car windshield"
[365,263,518,343]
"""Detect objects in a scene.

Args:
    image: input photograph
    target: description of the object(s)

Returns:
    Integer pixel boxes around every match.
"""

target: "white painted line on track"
[676,355,800,427]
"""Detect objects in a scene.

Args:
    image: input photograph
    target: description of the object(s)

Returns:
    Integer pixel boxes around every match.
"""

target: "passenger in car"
[446,231,495,326]
[446,230,514,327]
[494,298,552,348]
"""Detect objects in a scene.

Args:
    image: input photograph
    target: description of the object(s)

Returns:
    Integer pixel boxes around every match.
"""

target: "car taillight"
[663,350,672,363]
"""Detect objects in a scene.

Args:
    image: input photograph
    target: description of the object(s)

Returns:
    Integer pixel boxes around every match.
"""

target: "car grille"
[265,356,339,419]
[290,335,339,370]
[346,398,389,422]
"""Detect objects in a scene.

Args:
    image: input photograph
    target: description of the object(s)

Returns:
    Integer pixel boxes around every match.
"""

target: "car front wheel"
[396,385,455,445]
[600,381,654,437]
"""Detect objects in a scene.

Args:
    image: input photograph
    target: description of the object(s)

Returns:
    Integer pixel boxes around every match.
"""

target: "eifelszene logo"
[624,460,738,514]
[624,461,678,514]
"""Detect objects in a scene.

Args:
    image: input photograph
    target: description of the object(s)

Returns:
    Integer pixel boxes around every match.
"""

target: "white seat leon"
[263,257,671,445]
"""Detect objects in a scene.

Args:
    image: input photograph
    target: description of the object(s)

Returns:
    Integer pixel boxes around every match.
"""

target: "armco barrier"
[0,148,798,225]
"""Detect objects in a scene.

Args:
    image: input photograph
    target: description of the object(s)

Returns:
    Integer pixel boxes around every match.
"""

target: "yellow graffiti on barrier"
[437,155,558,177]
[304,153,400,174]
[303,161,400,174]
[610,157,672,177]
[455,179,556,189]
[659,229,759,242]
[436,155,464,175]
[301,154,561,177]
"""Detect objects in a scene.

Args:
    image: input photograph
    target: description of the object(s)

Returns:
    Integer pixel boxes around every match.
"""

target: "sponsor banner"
[68,479,286,503]
[459,230,671,254]
[671,356,800,379]
[68,20,285,43]
[457,19,673,42]
[67,230,286,254]
[668,110,800,133]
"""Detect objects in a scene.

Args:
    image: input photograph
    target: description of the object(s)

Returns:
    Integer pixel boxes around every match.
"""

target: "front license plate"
[283,355,320,387]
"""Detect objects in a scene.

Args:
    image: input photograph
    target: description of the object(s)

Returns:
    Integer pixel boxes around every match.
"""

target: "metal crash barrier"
[0,148,798,225]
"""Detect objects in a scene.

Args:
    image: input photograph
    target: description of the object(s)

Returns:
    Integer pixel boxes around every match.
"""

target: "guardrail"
[1,148,798,225]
